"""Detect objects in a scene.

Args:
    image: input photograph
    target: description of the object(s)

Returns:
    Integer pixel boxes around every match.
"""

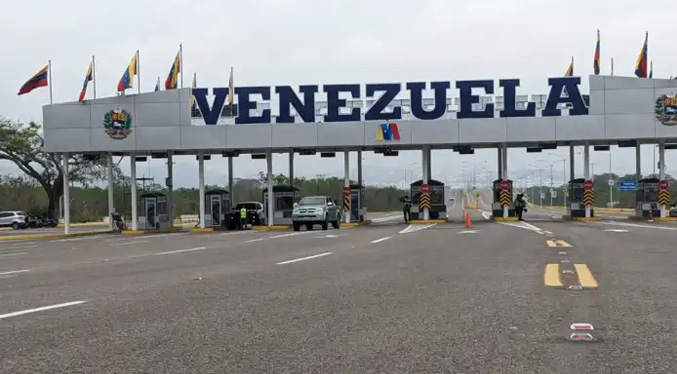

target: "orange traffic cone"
[465,214,472,228]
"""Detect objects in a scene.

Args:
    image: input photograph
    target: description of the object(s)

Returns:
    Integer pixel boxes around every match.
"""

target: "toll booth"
[348,184,367,222]
[410,179,447,220]
[492,179,515,218]
[138,192,169,230]
[566,178,589,217]
[262,185,301,225]
[204,189,231,227]
[636,178,661,218]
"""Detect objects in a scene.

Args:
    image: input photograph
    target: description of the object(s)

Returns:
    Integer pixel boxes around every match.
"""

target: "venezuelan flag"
[190,72,197,110]
[593,29,601,75]
[635,32,648,78]
[18,65,48,95]
[564,56,574,77]
[78,62,93,102]
[164,50,181,90]
[117,52,138,92]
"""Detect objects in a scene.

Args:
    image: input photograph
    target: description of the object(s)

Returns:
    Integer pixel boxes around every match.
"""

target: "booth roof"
[261,185,300,193]
[410,179,444,186]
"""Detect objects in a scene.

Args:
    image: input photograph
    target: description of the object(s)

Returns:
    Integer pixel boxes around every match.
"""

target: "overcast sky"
[2,0,676,188]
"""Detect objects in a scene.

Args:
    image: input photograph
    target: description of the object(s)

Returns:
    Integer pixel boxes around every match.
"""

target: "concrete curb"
[189,227,214,233]
[0,230,111,241]
[121,226,184,235]
[253,225,290,231]
[491,217,519,222]
[409,219,445,224]
[562,216,602,221]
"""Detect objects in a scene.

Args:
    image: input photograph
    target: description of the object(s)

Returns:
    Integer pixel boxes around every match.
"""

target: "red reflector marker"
[570,323,594,331]
[569,333,594,341]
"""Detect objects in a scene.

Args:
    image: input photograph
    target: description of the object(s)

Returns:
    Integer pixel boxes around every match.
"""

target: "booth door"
[210,195,222,227]
[350,191,359,221]
[146,199,157,229]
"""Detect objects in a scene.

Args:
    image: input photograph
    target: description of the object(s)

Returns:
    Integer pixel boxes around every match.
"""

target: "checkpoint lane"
[0,219,566,374]
[0,223,411,315]
[3,218,677,372]
[523,219,677,373]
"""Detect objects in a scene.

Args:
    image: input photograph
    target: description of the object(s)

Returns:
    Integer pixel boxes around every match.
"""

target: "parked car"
[0,211,28,230]
[292,196,341,231]
[234,202,264,225]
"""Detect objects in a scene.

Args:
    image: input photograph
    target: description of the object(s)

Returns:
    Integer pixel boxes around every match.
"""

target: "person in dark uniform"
[514,193,527,221]
[402,196,411,224]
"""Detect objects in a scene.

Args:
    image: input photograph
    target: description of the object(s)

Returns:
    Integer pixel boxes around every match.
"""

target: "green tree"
[0,118,116,218]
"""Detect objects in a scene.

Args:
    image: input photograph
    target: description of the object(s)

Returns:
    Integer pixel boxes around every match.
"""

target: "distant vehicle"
[292,196,341,231]
[0,211,28,230]
[234,202,263,225]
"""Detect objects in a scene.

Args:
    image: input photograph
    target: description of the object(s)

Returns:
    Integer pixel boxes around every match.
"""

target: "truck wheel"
[322,216,329,231]
[292,222,300,232]
[332,215,340,229]
[12,222,19,230]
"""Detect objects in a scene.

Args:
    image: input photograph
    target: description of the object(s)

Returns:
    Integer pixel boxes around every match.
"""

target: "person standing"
[240,205,248,230]
[515,193,526,221]
[402,196,411,224]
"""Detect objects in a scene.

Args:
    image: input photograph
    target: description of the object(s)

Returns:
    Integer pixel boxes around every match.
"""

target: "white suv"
[0,211,28,230]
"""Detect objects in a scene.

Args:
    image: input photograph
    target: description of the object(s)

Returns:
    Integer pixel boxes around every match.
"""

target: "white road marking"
[0,269,31,275]
[370,236,392,243]
[8,241,37,246]
[0,252,27,257]
[604,229,629,233]
[0,275,17,279]
[269,232,309,239]
[246,238,268,243]
[593,221,677,231]
[155,247,206,255]
[370,214,402,223]
[457,230,478,234]
[276,252,333,265]
[110,240,149,246]
[2,244,38,250]
[51,235,106,242]
[399,223,436,234]
[481,211,492,220]
[315,234,346,238]
[0,300,87,320]
[146,233,187,238]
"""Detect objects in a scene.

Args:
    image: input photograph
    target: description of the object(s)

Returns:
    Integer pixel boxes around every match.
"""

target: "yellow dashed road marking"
[544,264,563,287]
[574,264,599,289]
[546,239,571,247]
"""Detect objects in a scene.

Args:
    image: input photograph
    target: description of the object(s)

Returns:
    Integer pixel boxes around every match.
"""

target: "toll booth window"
[572,188,583,200]
[646,190,658,202]
[431,189,444,205]
[277,196,294,210]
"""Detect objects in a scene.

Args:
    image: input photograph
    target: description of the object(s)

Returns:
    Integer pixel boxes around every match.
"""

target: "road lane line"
[155,247,206,255]
[0,300,87,320]
[574,264,599,289]
[546,240,557,247]
[0,275,18,279]
[544,264,563,287]
[399,223,436,234]
[276,252,333,265]
[110,240,149,246]
[370,236,392,244]
[592,221,677,230]
[246,238,268,243]
[0,252,27,257]
[0,269,31,276]
[557,240,572,247]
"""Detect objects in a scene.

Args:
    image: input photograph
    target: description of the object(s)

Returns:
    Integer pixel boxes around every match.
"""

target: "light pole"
[547,153,568,207]
[529,164,545,206]
[538,160,556,206]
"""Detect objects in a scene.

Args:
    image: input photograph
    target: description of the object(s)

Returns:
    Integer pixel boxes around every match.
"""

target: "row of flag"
[16,32,664,103]
[564,30,652,78]
[17,45,235,110]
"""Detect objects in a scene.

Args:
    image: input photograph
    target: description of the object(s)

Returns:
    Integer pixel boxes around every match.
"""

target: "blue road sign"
[619,181,637,191]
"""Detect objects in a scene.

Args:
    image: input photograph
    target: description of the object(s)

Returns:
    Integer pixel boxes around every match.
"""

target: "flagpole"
[92,55,97,99]
[136,49,141,94]
[611,58,614,76]
[48,59,53,104]
[179,43,184,89]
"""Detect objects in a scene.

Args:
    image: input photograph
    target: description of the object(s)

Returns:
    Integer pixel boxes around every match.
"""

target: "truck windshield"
[299,197,325,206]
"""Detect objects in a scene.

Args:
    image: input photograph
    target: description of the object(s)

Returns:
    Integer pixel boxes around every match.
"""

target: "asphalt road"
[0,224,110,237]
[1,197,677,373]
